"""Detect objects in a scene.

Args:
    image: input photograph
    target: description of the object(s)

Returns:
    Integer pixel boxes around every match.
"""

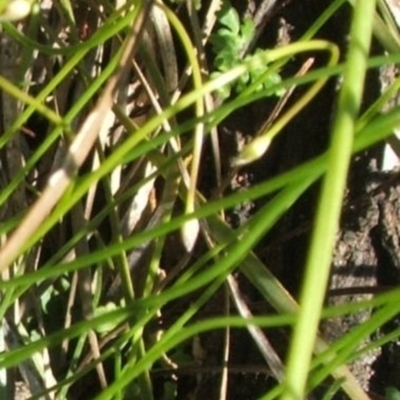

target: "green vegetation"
[0,0,400,399]
[209,1,282,99]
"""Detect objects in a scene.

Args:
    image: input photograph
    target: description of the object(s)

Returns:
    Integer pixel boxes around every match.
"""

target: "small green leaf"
[214,51,237,71]
[218,3,240,35]
[217,29,240,50]
[240,19,255,44]
[216,27,234,40]
[209,33,227,51]
[210,1,281,101]
[93,302,119,334]
[236,71,250,92]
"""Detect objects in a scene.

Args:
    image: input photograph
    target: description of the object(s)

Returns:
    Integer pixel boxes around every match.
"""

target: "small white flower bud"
[233,136,272,166]
[0,0,31,22]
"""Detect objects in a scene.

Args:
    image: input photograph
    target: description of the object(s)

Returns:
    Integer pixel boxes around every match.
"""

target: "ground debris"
[322,167,400,393]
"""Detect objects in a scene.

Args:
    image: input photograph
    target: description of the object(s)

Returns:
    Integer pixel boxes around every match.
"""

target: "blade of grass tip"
[58,0,75,25]
[0,0,154,272]
[281,1,377,400]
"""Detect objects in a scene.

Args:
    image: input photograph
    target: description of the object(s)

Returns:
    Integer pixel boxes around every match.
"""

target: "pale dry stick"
[61,265,79,359]
[383,0,400,26]
[227,274,285,382]
[253,0,281,30]
[85,107,116,207]
[0,0,154,273]
[150,4,178,93]
[201,0,223,41]
[378,0,400,39]
[53,19,109,216]
[244,0,280,56]
[1,4,136,391]
[201,223,284,400]
[199,226,283,399]
[201,219,285,384]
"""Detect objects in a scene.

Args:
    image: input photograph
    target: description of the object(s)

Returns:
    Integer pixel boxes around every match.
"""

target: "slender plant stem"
[281,1,377,399]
